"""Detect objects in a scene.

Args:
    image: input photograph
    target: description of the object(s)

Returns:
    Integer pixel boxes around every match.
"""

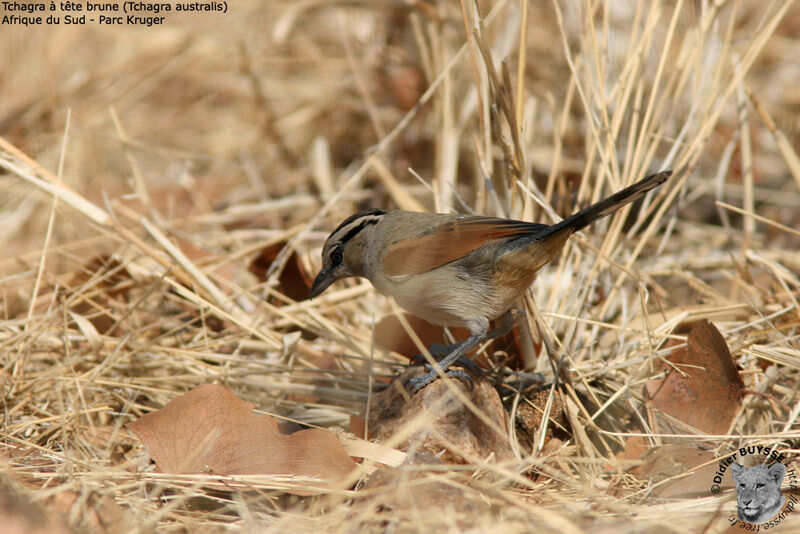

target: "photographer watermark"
[708,445,796,530]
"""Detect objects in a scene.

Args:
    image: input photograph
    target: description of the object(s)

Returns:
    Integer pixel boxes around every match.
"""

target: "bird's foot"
[406,365,474,394]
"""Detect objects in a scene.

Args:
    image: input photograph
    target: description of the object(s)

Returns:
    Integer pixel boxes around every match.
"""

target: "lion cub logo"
[731,462,786,523]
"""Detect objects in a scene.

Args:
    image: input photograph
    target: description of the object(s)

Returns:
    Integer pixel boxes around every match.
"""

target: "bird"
[310,170,672,392]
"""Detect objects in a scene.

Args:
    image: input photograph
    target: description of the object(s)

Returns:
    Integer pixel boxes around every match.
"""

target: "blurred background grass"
[2,0,800,531]
[3,1,799,256]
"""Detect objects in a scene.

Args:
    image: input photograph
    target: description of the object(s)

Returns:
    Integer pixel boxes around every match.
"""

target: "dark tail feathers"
[547,170,672,235]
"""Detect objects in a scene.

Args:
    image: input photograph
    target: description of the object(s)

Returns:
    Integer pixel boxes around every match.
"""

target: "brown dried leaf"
[639,443,719,498]
[645,320,744,435]
[381,64,424,112]
[68,256,133,334]
[248,241,312,303]
[127,384,357,493]
[614,435,652,469]
[613,439,726,500]
[349,414,366,440]
[0,472,71,534]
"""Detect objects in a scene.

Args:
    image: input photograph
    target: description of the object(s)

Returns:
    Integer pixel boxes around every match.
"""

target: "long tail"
[547,170,672,235]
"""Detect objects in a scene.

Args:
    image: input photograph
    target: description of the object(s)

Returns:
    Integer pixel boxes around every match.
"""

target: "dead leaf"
[639,443,720,498]
[68,256,133,335]
[612,439,726,500]
[614,435,652,470]
[615,322,745,484]
[0,474,71,534]
[127,384,357,494]
[349,415,366,440]
[644,320,744,435]
[381,64,424,112]
[249,241,313,303]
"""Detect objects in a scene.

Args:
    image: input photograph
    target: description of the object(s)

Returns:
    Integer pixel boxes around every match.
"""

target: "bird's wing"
[383,217,548,277]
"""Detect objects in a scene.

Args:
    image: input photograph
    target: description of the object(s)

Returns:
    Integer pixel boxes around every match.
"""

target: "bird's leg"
[407,318,489,393]
[408,338,482,372]
[485,309,515,341]
[409,310,516,368]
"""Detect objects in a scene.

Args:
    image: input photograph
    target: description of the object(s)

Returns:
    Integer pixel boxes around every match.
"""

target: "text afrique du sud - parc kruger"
[2,1,226,27]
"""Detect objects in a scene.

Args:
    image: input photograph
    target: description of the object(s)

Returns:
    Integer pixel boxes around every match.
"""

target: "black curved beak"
[309,269,335,299]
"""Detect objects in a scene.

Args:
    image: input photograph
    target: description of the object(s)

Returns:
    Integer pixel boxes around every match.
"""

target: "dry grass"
[2,0,800,532]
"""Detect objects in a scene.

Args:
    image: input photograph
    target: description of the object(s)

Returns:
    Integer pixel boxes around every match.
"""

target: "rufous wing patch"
[382,217,548,276]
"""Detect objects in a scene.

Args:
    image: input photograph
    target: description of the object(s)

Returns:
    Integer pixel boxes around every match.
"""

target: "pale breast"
[376,263,508,327]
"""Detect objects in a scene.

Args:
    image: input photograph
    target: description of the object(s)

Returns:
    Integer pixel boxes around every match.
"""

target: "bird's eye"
[331,247,344,266]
